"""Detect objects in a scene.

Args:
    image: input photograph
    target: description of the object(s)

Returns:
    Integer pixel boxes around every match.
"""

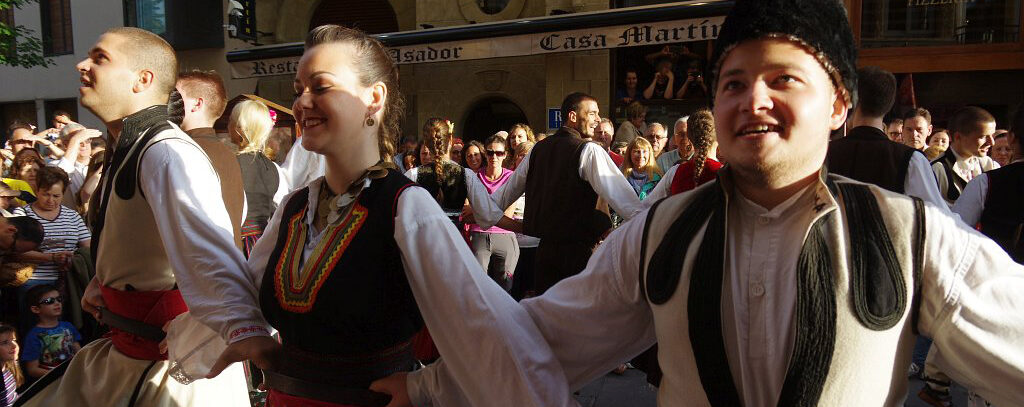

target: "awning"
[226,0,732,79]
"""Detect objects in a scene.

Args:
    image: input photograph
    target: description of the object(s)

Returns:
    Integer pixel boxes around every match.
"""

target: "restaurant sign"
[231,16,724,78]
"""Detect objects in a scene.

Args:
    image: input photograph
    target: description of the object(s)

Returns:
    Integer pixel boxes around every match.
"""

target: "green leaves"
[0,0,55,68]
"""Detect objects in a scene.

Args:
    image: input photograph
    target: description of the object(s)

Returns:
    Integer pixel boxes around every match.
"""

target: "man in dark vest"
[491,92,643,293]
[826,66,945,208]
[931,106,1000,207]
[954,107,1024,261]
[176,70,245,250]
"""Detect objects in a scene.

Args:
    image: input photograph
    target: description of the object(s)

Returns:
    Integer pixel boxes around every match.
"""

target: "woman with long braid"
[404,118,512,229]
[211,25,570,407]
[643,108,723,201]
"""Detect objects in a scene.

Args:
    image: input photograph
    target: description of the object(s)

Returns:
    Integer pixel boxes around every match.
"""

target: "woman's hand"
[369,372,411,407]
[207,336,281,378]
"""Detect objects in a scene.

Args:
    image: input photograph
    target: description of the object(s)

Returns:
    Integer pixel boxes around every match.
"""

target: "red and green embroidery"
[273,203,368,313]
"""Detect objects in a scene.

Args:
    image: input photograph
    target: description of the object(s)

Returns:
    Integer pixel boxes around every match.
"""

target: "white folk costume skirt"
[20,338,250,407]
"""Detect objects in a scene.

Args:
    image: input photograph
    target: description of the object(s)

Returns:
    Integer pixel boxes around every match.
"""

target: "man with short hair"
[384,1,1024,406]
[887,118,904,143]
[594,118,623,167]
[931,106,1000,207]
[55,124,101,203]
[176,69,245,250]
[826,66,945,209]
[20,27,266,407]
[643,122,668,160]
[490,92,643,294]
[902,107,933,150]
[656,116,694,173]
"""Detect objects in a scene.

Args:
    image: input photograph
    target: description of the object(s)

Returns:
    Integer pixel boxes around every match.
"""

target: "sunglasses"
[485,150,507,157]
[38,296,63,305]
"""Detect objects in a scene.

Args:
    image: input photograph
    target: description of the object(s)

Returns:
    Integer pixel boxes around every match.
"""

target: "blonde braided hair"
[687,108,716,183]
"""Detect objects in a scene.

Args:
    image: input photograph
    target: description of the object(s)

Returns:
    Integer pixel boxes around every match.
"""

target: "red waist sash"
[100,285,188,360]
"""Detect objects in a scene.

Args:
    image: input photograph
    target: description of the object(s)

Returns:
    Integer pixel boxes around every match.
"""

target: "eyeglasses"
[38,296,63,305]
[485,150,507,157]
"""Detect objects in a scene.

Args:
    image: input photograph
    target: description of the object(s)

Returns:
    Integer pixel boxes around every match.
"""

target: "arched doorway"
[309,0,399,34]
[461,97,528,144]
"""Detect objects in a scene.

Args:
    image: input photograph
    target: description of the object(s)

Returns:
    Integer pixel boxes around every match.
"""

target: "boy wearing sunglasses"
[21,284,81,380]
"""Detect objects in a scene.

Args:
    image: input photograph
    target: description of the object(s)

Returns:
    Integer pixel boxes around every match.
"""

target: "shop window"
[310,0,398,34]
[860,0,1021,48]
[40,0,73,56]
[123,0,223,50]
[462,97,528,143]
[611,41,713,130]
[478,0,511,15]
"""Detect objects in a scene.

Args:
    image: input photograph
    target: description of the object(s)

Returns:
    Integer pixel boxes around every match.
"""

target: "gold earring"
[365,116,375,127]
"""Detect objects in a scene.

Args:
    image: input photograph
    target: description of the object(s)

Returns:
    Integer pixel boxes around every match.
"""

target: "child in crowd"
[21,284,81,379]
[0,324,23,406]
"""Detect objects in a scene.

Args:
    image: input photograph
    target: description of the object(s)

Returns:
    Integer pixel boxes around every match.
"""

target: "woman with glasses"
[468,135,519,291]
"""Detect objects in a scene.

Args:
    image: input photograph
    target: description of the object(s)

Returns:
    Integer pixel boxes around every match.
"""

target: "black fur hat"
[710,0,858,108]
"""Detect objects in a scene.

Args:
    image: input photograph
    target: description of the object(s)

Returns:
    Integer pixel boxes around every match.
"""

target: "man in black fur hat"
[372,0,1024,406]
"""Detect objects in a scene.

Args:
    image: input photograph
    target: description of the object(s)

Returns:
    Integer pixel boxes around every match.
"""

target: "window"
[40,0,73,56]
[123,0,222,50]
[123,0,166,35]
[477,0,511,15]
[861,0,1022,48]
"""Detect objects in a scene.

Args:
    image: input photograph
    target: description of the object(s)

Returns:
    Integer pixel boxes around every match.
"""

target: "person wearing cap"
[370,0,1024,406]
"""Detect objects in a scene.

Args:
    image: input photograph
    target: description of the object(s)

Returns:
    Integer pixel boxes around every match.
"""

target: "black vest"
[237,151,280,228]
[524,127,608,244]
[826,126,916,194]
[414,161,468,214]
[979,162,1024,263]
[259,170,423,356]
[932,149,969,202]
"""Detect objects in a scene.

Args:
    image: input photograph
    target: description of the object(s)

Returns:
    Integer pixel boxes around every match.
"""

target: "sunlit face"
[9,128,34,154]
[644,127,667,155]
[928,130,949,150]
[511,129,528,149]
[0,332,18,362]
[570,100,601,138]
[515,149,529,167]
[594,122,614,147]
[901,116,931,150]
[18,161,40,187]
[66,129,93,160]
[955,121,996,158]
[293,43,379,159]
[485,142,506,171]
[35,183,65,212]
[992,135,1012,166]
[76,33,139,121]
[673,121,688,152]
[0,217,16,253]
[713,38,846,186]
[625,72,638,89]
[464,145,483,171]
[631,145,650,169]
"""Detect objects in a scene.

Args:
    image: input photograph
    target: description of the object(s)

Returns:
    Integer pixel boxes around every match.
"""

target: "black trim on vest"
[933,149,967,202]
[638,197,666,300]
[910,197,926,335]
[777,217,836,407]
[685,198,741,406]
[645,184,723,305]
[837,182,907,330]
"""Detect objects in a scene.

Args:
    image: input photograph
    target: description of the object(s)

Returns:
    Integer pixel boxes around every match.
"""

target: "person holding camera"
[675,60,709,99]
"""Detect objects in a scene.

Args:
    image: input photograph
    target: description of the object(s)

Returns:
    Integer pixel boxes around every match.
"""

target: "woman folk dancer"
[228,25,574,407]
[644,107,724,201]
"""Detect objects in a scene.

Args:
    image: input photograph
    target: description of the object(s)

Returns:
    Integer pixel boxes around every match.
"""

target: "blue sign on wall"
[547,108,563,130]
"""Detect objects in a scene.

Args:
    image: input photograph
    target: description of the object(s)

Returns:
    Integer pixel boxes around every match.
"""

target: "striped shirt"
[12,205,91,281]
[0,366,15,406]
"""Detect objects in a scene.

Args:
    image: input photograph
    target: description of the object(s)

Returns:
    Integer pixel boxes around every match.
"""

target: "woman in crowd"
[615,101,647,145]
[404,118,509,228]
[614,68,644,106]
[461,140,484,173]
[10,150,44,195]
[229,100,288,256]
[0,323,23,406]
[992,129,1013,166]
[12,166,91,328]
[468,135,519,291]
[620,136,662,200]
[505,124,534,168]
[228,25,568,407]
[401,152,418,171]
[509,141,539,300]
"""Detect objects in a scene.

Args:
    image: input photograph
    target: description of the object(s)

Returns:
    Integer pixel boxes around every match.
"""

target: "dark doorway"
[310,0,399,34]
[461,97,528,144]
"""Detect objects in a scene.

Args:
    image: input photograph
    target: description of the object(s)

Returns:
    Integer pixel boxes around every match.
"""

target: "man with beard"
[378,0,1024,405]
[19,27,272,407]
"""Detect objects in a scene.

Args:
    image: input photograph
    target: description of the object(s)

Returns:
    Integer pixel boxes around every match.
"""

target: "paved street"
[578,368,972,407]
